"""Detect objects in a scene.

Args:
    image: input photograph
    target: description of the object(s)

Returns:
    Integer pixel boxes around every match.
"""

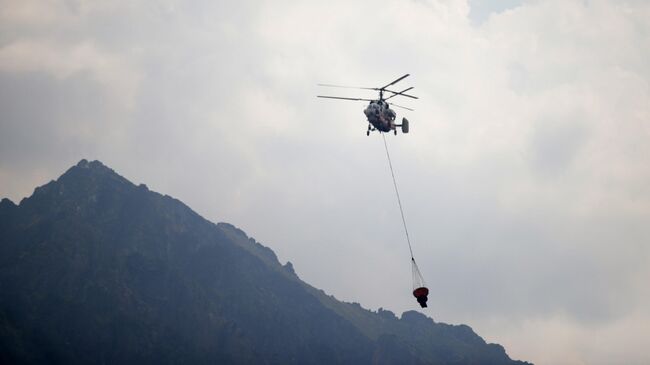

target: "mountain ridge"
[0,159,531,364]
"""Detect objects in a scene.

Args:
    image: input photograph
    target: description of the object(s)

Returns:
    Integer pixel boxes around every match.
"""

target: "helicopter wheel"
[366,130,370,136]
[394,129,397,135]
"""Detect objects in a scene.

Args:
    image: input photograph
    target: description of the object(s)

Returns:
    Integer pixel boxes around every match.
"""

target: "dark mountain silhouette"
[0,160,531,365]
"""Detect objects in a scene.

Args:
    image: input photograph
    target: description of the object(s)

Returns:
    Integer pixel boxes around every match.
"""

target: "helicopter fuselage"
[364,100,396,132]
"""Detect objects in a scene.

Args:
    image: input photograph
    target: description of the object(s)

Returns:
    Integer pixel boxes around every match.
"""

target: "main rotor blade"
[380,74,410,90]
[317,95,374,102]
[389,103,414,111]
[317,83,376,90]
[385,87,419,100]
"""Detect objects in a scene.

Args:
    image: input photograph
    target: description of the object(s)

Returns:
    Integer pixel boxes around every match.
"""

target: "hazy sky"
[1,0,649,363]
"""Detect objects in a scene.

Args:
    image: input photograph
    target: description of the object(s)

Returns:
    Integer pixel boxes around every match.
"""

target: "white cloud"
[0,40,140,106]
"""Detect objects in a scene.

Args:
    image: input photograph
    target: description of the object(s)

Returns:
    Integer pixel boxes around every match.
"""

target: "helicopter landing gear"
[394,129,397,135]
[367,124,373,136]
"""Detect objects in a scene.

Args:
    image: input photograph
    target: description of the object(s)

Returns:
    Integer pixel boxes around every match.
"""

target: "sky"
[1,0,649,363]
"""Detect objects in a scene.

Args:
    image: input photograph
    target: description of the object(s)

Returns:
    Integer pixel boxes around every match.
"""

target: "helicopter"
[317,74,417,136]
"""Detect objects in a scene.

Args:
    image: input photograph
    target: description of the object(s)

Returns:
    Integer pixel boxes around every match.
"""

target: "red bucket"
[412,287,429,308]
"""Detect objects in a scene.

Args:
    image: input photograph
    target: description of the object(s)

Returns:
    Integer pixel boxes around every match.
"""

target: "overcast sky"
[1,0,649,363]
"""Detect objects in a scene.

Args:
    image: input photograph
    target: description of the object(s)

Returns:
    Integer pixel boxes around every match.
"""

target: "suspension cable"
[381,132,415,260]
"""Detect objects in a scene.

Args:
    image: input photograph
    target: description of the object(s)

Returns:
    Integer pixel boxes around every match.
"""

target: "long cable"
[381,132,414,260]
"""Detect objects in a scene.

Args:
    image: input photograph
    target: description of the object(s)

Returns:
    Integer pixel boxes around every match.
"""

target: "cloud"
[0,40,140,106]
